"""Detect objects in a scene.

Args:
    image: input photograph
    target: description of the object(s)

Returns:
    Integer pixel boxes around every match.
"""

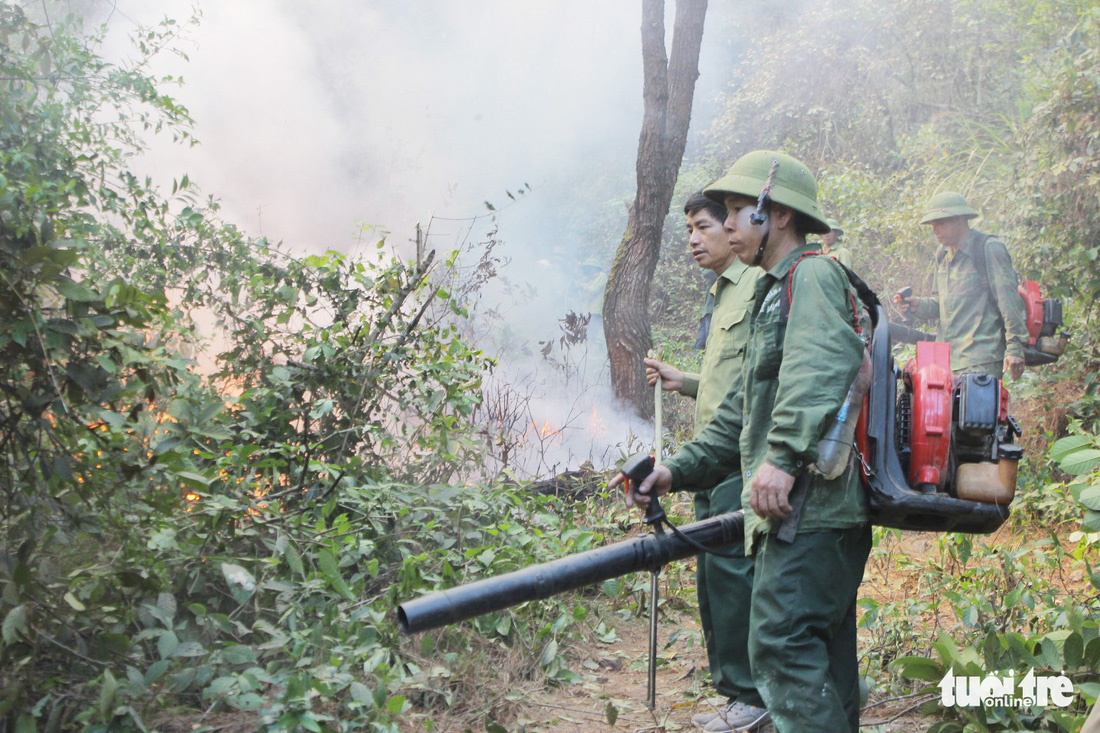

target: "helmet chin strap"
[750,158,780,268]
[752,216,770,268]
[751,218,771,267]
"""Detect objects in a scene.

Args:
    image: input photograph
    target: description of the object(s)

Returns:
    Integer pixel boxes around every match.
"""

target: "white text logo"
[939,669,1074,708]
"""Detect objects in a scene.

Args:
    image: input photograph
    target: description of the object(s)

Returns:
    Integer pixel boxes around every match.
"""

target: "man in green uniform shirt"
[895,192,1028,379]
[644,192,765,730]
[613,151,870,732]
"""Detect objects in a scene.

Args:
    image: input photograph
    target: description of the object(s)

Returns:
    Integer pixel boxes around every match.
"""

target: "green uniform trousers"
[748,525,872,733]
[694,474,762,706]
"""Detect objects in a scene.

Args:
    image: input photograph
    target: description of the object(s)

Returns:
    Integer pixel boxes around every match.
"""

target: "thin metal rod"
[647,568,660,710]
[647,374,663,710]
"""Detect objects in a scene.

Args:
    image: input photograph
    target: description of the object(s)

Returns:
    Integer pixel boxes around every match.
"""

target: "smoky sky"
[91,1,607,244]
[82,1,737,257]
[82,0,740,352]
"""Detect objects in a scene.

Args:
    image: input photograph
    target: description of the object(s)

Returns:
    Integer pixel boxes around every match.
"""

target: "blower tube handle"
[621,452,666,526]
[621,453,744,559]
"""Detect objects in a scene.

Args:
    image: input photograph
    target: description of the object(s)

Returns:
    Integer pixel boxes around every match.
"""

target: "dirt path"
[511,607,931,732]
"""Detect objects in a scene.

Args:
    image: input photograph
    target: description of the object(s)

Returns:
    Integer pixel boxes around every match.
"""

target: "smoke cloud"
[75,0,740,474]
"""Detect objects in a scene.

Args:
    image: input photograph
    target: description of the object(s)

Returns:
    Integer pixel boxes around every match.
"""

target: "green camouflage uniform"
[675,259,762,705]
[664,246,870,732]
[908,229,1028,375]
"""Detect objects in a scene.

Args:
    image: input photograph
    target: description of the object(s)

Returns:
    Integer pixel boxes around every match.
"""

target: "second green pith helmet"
[826,218,843,234]
[919,191,979,224]
[703,150,831,234]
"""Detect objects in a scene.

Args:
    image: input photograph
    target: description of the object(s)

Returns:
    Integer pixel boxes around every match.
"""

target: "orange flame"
[529,418,565,446]
[588,405,607,440]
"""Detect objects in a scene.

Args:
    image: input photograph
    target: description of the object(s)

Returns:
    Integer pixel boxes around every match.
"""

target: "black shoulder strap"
[779,253,881,328]
[969,232,993,291]
[837,261,882,326]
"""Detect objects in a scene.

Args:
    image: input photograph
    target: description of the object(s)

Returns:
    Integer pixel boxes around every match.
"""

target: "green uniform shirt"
[825,245,852,270]
[679,260,762,434]
[909,229,1028,373]
[664,246,869,551]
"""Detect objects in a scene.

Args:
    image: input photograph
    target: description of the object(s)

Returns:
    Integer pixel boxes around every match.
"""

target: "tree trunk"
[604,0,708,417]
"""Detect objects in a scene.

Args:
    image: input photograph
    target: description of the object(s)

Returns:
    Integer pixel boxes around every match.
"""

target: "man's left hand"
[1004,354,1025,381]
[750,462,795,519]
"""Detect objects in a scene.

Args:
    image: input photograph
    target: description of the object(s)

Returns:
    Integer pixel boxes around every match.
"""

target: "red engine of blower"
[905,341,954,493]
[855,305,1022,533]
[888,341,1019,506]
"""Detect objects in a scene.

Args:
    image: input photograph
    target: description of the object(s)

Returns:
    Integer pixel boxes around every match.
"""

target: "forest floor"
[514,611,931,733]
[511,541,935,733]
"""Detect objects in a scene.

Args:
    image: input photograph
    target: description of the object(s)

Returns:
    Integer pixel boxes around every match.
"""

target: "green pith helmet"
[826,218,844,234]
[580,258,602,271]
[919,191,979,224]
[704,150,831,234]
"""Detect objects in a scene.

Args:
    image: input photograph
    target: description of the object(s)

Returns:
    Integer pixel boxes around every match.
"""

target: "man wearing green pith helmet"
[895,192,1028,379]
[644,192,764,731]
[612,151,870,732]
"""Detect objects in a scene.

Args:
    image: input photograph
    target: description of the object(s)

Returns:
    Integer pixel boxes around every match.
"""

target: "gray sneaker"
[702,701,770,732]
[691,709,722,728]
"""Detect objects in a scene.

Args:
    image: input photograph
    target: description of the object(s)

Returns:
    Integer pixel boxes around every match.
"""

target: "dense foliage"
[0,6,624,731]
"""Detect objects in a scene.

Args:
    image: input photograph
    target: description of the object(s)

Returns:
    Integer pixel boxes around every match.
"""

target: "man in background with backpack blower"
[894,192,1029,380]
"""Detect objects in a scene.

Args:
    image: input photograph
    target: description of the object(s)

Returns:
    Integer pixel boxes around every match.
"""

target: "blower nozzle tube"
[398,510,745,634]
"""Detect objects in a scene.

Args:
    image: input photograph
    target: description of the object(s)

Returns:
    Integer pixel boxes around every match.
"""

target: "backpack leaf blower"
[398,306,1022,633]
[857,305,1020,532]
